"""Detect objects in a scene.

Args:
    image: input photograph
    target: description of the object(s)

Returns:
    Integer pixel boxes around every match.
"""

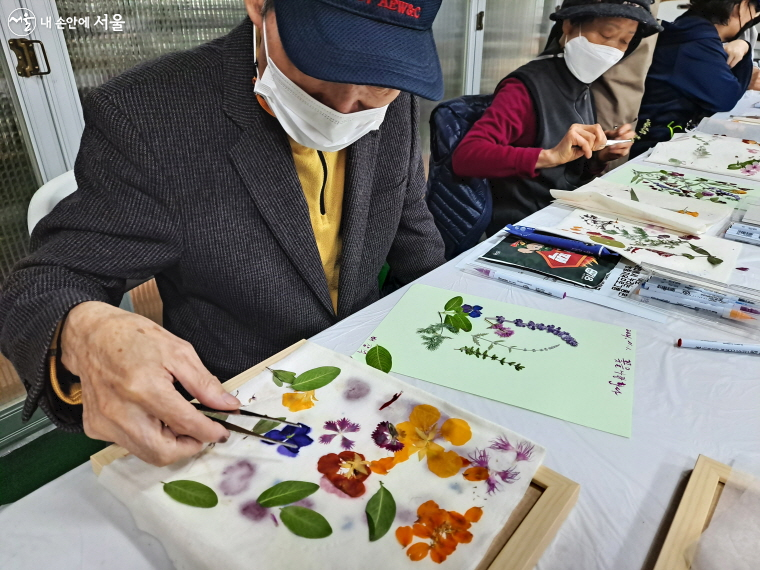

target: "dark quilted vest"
[488,47,595,232]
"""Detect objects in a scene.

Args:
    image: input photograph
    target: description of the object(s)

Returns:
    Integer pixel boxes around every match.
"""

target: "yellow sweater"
[287,138,346,314]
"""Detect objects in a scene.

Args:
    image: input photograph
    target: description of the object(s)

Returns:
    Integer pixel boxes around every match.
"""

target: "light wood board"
[91,339,578,570]
[653,455,732,570]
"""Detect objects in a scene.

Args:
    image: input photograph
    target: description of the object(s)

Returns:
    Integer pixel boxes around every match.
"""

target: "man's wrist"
[536,148,558,169]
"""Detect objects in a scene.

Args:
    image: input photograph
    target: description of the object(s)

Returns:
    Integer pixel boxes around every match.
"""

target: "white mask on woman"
[253,21,389,152]
[563,27,624,84]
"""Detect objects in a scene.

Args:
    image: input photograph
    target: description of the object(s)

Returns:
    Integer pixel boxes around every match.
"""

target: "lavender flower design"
[515,441,535,462]
[371,421,405,451]
[509,318,578,347]
[319,417,360,450]
[489,436,514,452]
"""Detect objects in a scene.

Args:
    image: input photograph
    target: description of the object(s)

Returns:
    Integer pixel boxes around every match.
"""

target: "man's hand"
[61,301,240,466]
[536,123,607,169]
[724,39,750,68]
[596,123,635,163]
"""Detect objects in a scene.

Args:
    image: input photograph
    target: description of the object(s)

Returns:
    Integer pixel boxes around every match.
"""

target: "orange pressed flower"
[391,405,472,478]
[282,390,317,412]
[395,500,482,564]
[317,451,371,497]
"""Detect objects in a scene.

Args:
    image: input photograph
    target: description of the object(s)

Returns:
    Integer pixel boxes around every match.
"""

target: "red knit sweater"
[452,78,542,179]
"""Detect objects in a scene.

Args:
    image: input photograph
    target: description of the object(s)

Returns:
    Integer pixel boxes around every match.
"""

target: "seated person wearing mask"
[0,0,446,467]
[452,0,661,235]
[633,0,760,156]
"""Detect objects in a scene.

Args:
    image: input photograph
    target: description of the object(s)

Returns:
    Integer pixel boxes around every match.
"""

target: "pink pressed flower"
[319,417,360,450]
[496,467,520,483]
[489,436,514,452]
[371,421,405,451]
[515,441,535,462]
[493,327,514,338]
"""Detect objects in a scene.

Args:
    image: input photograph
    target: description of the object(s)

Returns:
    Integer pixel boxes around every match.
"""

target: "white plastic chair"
[27,170,78,235]
[25,169,158,313]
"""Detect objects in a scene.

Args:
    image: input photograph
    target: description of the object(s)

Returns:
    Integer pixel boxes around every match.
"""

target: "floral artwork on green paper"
[353,284,637,438]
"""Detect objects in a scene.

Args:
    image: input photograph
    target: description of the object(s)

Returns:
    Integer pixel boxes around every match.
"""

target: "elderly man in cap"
[0,0,446,466]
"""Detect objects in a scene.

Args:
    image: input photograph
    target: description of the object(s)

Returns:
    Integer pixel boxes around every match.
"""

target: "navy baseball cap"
[273,0,444,100]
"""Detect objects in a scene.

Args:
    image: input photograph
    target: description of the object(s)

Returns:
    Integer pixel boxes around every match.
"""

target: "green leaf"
[681,253,695,260]
[257,481,319,507]
[366,482,396,541]
[291,366,341,391]
[280,506,332,539]
[365,345,393,373]
[629,188,640,202]
[252,417,285,435]
[271,369,296,386]
[444,296,463,311]
[448,312,472,332]
[707,256,724,266]
[688,243,712,256]
[163,480,218,508]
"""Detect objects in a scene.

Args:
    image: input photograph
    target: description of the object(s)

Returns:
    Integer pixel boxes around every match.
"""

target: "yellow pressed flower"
[282,390,318,412]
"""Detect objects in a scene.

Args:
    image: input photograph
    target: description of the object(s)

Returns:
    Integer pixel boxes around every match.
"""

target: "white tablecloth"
[2,207,759,569]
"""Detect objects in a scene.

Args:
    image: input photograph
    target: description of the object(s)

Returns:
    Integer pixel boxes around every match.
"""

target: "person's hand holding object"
[596,123,635,163]
[61,301,240,466]
[724,38,750,68]
[536,123,607,169]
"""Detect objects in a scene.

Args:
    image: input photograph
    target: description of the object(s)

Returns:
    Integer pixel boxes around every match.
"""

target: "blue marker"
[505,225,619,257]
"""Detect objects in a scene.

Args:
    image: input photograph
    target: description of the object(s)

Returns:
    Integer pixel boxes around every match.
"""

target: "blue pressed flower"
[263,424,313,457]
[473,305,483,311]
[470,310,482,318]
[513,319,524,327]
[536,323,546,331]
[462,304,473,313]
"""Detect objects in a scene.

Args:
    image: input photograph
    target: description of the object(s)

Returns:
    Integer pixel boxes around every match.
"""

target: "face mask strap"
[253,25,258,78]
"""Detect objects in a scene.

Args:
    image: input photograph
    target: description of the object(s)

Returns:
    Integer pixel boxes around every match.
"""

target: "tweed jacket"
[0,19,446,431]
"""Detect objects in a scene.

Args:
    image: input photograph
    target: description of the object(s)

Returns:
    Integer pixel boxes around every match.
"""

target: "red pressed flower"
[317,451,371,498]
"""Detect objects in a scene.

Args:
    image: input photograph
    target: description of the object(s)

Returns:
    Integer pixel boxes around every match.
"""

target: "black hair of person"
[688,0,759,25]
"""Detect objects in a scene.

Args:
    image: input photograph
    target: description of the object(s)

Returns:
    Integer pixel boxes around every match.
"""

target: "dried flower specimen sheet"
[353,284,636,437]
[540,209,742,284]
[647,133,760,181]
[99,342,545,570]
[602,162,760,209]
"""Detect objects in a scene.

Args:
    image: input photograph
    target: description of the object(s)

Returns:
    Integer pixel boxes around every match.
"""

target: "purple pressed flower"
[496,467,520,484]
[515,441,535,462]
[495,316,506,324]
[319,418,360,450]
[489,435,515,452]
[513,318,524,327]
[372,421,404,451]
[493,326,514,338]
[467,448,505,494]
[462,304,473,313]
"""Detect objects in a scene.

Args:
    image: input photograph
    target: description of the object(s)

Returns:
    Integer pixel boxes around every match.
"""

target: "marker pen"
[637,287,755,321]
[474,267,568,299]
[677,338,760,355]
[641,281,754,312]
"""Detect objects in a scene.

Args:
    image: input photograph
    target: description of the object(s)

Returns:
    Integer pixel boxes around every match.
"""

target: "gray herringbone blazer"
[0,19,445,431]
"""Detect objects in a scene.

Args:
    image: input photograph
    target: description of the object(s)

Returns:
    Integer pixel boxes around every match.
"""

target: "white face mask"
[563,28,624,84]
[253,21,389,152]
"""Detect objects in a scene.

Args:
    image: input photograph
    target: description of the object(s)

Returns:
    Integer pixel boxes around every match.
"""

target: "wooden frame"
[91,339,579,570]
[653,455,732,570]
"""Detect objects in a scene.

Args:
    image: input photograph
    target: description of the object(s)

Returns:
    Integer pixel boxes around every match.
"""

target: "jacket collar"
[222,19,382,319]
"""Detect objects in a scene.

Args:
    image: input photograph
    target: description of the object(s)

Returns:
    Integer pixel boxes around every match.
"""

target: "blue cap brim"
[273,0,444,100]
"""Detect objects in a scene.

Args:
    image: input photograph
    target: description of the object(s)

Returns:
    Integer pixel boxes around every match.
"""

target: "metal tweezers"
[192,403,301,449]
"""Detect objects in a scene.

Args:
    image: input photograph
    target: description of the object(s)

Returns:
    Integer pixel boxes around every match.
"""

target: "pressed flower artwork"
[647,133,760,182]
[542,209,740,284]
[353,284,638,437]
[99,341,545,570]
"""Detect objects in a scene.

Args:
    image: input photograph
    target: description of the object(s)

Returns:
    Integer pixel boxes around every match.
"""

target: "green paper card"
[354,284,636,437]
